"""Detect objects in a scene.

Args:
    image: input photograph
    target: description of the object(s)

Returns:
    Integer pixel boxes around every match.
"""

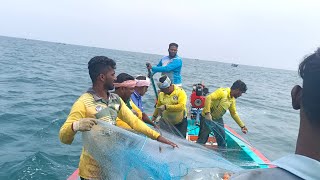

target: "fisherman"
[146,43,183,86]
[151,75,188,138]
[59,56,177,180]
[196,80,248,147]
[231,48,320,180]
[131,75,157,127]
[114,73,157,128]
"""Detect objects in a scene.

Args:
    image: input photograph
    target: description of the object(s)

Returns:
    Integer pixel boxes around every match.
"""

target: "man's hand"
[204,112,212,120]
[72,118,98,132]
[146,62,152,70]
[157,105,166,112]
[241,126,248,134]
[157,136,178,148]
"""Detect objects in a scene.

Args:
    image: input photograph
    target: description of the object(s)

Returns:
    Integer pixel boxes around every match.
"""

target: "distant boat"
[231,64,238,67]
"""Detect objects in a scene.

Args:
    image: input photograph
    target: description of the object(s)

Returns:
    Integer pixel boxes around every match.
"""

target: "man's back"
[231,150,320,180]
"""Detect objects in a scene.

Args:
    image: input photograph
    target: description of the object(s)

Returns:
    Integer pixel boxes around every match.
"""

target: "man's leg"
[211,118,226,147]
[174,117,188,138]
[196,115,211,144]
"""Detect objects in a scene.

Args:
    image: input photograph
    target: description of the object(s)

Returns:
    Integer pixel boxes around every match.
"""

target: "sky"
[0,0,319,70]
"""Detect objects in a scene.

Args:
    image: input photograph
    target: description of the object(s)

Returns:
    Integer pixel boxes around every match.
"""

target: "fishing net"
[160,116,263,169]
[82,120,243,180]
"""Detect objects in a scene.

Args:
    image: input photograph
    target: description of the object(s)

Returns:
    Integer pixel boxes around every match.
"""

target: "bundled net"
[82,120,243,180]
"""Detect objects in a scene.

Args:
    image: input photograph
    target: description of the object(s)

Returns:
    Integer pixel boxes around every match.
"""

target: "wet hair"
[298,48,320,125]
[169,43,178,49]
[114,73,135,90]
[231,80,247,93]
[88,56,116,83]
[136,75,147,80]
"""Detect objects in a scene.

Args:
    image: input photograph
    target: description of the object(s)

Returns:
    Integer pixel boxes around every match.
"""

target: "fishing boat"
[67,83,271,180]
[188,83,270,169]
[231,63,239,67]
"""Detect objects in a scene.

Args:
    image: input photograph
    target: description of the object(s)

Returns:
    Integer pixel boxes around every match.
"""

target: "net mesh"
[82,120,243,180]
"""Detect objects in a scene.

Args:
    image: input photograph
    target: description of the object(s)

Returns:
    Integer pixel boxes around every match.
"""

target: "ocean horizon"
[0,35,301,179]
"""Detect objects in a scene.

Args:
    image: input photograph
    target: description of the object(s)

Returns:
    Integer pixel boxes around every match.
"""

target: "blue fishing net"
[82,120,243,180]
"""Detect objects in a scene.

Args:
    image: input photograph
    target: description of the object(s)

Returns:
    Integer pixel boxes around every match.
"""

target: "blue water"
[0,36,301,179]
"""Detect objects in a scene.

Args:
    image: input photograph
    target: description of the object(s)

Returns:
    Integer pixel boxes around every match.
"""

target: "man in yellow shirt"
[114,73,157,129]
[151,75,188,138]
[196,80,248,147]
[59,56,177,180]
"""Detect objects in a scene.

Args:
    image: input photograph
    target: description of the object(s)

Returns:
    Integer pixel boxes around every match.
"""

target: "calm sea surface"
[0,36,301,179]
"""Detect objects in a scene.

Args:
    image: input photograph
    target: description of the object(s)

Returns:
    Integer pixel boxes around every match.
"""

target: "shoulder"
[77,92,94,103]
[231,168,302,180]
[174,85,186,94]
[214,88,227,95]
[174,55,182,60]
[160,56,169,61]
[173,56,182,63]
[273,154,320,180]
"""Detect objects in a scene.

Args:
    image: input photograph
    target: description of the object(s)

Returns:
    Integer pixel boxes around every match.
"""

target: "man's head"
[114,73,136,101]
[230,80,247,99]
[134,76,150,96]
[292,48,320,126]
[168,43,178,58]
[88,56,116,90]
[157,75,174,94]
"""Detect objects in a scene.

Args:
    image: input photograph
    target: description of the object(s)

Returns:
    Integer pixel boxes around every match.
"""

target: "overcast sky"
[0,0,319,70]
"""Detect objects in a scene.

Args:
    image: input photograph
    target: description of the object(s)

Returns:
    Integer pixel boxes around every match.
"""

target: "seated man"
[59,56,177,180]
[151,75,188,138]
[231,48,320,180]
[196,80,248,147]
[131,75,157,127]
[114,73,156,129]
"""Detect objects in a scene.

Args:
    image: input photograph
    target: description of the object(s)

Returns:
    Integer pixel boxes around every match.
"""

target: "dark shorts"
[196,115,226,147]
[159,117,188,138]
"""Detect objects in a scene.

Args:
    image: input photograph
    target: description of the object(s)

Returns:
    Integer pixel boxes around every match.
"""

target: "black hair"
[136,75,147,80]
[231,80,247,93]
[88,56,116,83]
[169,43,178,49]
[299,48,320,125]
[115,73,134,84]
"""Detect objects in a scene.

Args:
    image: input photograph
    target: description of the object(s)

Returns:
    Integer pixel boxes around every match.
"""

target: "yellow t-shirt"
[202,87,245,128]
[59,92,160,179]
[116,99,143,129]
[152,85,187,125]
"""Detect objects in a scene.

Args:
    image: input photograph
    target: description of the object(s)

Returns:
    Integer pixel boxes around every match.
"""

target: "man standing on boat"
[114,73,157,128]
[231,49,320,180]
[59,56,177,180]
[151,75,188,138]
[196,80,248,147]
[146,43,183,86]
